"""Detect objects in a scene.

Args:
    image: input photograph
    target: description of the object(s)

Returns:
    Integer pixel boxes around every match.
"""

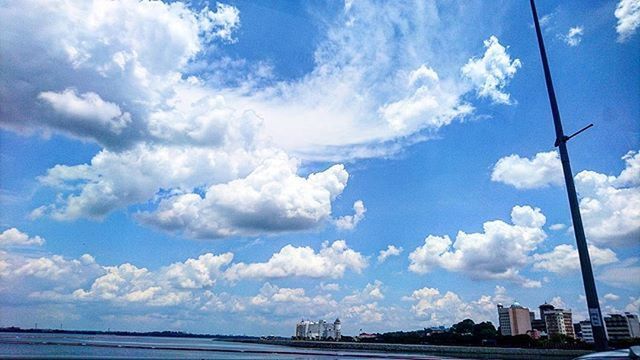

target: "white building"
[295,318,341,340]
[578,320,594,343]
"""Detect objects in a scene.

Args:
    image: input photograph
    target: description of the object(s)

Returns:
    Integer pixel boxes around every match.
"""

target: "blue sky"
[0,0,638,336]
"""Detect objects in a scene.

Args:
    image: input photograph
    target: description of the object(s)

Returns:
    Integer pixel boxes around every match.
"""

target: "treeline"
[0,326,259,340]
[355,319,638,349]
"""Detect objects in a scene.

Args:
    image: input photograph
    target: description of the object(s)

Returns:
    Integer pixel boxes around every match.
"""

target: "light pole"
[529,0,608,351]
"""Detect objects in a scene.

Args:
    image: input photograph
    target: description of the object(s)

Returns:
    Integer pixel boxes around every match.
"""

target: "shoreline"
[236,339,593,360]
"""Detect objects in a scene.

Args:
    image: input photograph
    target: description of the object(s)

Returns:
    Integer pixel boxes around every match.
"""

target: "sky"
[0,0,638,337]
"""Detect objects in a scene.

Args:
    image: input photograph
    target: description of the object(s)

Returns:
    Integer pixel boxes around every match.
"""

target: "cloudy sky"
[1,0,638,336]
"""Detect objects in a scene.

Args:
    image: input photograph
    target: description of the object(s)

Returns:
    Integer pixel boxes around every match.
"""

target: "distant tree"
[451,319,475,334]
[472,321,497,339]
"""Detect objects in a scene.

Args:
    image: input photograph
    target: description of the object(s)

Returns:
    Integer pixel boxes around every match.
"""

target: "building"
[497,302,532,336]
[544,308,574,338]
[604,313,640,341]
[626,313,640,338]
[578,320,594,343]
[295,318,341,340]
[497,304,511,336]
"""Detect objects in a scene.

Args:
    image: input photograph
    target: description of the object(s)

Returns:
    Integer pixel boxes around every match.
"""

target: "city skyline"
[1,0,639,336]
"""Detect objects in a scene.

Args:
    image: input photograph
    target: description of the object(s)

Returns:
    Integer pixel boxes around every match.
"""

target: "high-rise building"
[497,302,532,336]
[544,308,574,338]
[497,304,511,336]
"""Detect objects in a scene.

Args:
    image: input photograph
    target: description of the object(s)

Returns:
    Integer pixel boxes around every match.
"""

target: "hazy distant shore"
[235,339,593,360]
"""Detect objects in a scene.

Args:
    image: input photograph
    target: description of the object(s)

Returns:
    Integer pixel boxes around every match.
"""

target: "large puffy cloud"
[404,285,511,326]
[461,36,522,105]
[137,154,348,239]
[574,151,640,246]
[532,244,618,274]
[0,228,45,247]
[2,0,520,163]
[409,205,546,287]
[33,144,264,221]
[492,150,640,246]
[1,0,240,147]
[491,151,563,189]
[225,240,367,281]
[615,0,640,42]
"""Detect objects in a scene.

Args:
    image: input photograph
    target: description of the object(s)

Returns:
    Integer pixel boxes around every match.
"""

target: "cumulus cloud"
[492,150,640,246]
[409,205,546,287]
[377,245,403,263]
[0,228,45,247]
[38,89,131,135]
[491,151,563,189]
[559,26,584,47]
[615,0,640,42]
[137,155,348,239]
[461,36,522,105]
[225,240,367,281]
[1,0,241,147]
[404,285,510,326]
[335,200,367,230]
[532,244,618,274]
[70,252,233,306]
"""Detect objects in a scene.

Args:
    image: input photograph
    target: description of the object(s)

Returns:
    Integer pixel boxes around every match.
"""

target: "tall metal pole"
[529,0,608,350]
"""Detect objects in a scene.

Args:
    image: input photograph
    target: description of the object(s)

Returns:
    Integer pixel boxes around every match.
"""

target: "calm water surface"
[0,332,451,359]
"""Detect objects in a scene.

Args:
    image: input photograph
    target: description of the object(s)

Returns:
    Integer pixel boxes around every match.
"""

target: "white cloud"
[225,240,367,281]
[0,228,45,247]
[597,258,640,288]
[409,205,545,287]
[461,36,522,105]
[199,3,240,43]
[559,26,584,47]
[532,244,618,274]
[549,223,566,231]
[615,0,640,42]
[491,151,563,189]
[492,150,640,246]
[404,285,509,326]
[1,0,240,147]
[335,200,367,230]
[604,293,620,302]
[574,150,640,246]
[319,282,341,292]
[38,88,131,135]
[377,245,403,263]
[137,154,348,239]
[73,252,233,306]
[626,297,640,313]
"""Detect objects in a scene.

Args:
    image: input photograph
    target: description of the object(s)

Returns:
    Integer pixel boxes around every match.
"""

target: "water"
[0,332,450,359]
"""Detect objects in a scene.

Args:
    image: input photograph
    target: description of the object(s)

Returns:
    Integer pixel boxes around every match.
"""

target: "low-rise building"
[295,318,341,340]
[578,320,594,343]
[604,313,640,340]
